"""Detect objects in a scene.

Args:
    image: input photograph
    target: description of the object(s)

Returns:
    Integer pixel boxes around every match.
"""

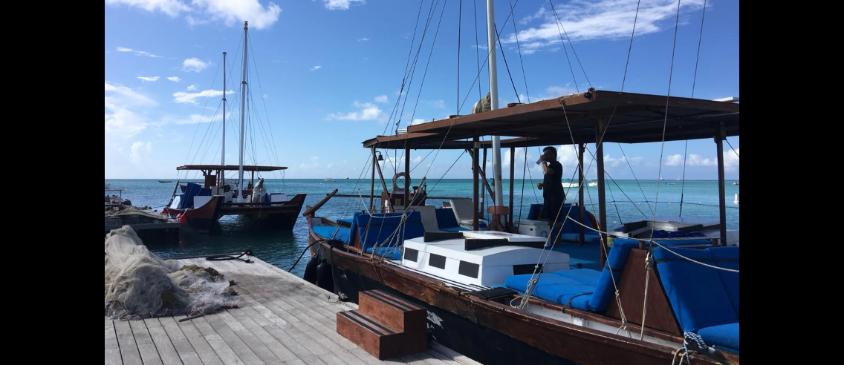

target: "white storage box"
[517,219,550,238]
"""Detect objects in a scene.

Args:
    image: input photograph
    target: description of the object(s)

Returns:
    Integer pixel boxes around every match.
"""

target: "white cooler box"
[517,219,550,238]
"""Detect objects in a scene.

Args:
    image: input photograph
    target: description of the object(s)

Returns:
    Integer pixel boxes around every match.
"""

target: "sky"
[105,0,739,180]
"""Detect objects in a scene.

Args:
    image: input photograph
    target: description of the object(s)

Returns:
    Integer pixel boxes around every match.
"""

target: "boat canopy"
[363,89,739,149]
[176,164,287,172]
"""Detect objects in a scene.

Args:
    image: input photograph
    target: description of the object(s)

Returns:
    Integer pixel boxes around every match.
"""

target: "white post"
[486,0,504,207]
[238,21,249,200]
[221,51,226,192]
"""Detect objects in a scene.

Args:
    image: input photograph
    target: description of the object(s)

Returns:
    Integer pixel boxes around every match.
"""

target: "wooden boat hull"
[164,195,223,229]
[306,223,735,365]
[219,193,307,230]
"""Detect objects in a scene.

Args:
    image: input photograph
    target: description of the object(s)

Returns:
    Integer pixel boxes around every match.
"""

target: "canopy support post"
[596,119,608,266]
[509,146,515,232]
[716,125,728,245]
[578,143,586,244]
[472,138,480,231]
[404,146,411,208]
[370,146,376,212]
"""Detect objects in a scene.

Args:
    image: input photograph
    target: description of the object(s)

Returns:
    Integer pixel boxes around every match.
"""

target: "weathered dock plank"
[105,256,480,365]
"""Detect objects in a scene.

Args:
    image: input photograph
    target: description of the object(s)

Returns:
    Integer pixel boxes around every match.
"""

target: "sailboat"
[302,1,739,364]
[163,21,306,230]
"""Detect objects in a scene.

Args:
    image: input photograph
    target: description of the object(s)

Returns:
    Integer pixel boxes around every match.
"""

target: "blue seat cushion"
[709,247,739,314]
[505,269,600,308]
[698,322,739,353]
[353,211,425,251]
[364,246,402,260]
[312,224,351,244]
[441,226,468,232]
[653,246,737,332]
[587,239,638,312]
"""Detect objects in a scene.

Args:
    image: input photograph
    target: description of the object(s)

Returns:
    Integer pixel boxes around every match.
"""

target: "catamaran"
[163,21,306,229]
[301,1,739,364]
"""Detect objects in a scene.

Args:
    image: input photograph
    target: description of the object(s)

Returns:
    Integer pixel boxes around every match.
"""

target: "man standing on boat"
[537,146,565,226]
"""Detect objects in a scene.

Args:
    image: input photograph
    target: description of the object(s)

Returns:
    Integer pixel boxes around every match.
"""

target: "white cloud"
[323,0,365,11]
[106,0,189,17]
[357,37,370,42]
[310,65,322,71]
[186,84,198,91]
[182,58,209,72]
[130,141,152,164]
[173,89,232,104]
[410,118,427,125]
[328,101,384,121]
[664,153,718,167]
[105,82,156,140]
[115,46,160,58]
[725,147,739,170]
[167,76,181,82]
[137,75,160,82]
[107,0,282,29]
[504,0,705,53]
[328,96,390,121]
[173,114,220,124]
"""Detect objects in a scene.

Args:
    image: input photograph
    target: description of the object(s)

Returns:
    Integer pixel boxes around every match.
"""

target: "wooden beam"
[578,143,586,244]
[596,119,608,266]
[482,147,488,215]
[404,146,411,209]
[370,147,376,212]
[509,146,515,232]
[373,150,389,212]
[472,138,479,231]
[715,126,728,245]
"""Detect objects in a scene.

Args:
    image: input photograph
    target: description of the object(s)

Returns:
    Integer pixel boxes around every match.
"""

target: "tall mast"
[238,21,249,196]
[486,0,504,208]
[221,51,226,189]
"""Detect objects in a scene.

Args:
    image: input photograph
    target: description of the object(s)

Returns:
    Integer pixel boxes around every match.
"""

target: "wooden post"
[472,138,480,231]
[578,143,586,244]
[482,147,488,216]
[374,150,390,212]
[715,126,728,245]
[509,146,515,232]
[596,120,608,266]
[370,147,376,212]
[404,146,411,208]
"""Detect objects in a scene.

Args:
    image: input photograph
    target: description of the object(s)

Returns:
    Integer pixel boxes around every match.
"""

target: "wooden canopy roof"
[176,164,287,172]
[363,90,739,149]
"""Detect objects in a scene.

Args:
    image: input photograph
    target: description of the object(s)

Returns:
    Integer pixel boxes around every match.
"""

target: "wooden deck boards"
[105,256,480,365]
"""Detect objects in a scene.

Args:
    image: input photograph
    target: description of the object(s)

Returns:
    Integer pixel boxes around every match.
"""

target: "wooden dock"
[105,256,480,365]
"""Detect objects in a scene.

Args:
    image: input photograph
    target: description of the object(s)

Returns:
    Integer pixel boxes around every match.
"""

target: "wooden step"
[358,289,427,333]
[336,310,427,360]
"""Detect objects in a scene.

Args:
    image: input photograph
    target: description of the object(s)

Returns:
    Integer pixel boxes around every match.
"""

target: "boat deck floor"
[105,256,479,365]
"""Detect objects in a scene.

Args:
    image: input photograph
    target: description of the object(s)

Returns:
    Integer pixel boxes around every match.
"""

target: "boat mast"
[486,0,504,209]
[238,21,249,197]
[221,51,226,190]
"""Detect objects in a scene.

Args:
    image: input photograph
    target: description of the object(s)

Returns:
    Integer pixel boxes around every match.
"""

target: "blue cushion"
[698,322,739,353]
[441,226,468,232]
[709,247,739,314]
[365,246,403,260]
[435,208,460,229]
[337,217,354,226]
[653,246,737,332]
[504,269,600,308]
[353,211,425,251]
[311,224,351,244]
[527,204,543,220]
[585,239,638,312]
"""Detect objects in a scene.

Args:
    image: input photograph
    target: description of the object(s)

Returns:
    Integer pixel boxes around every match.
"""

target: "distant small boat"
[733,180,739,185]
[158,180,173,183]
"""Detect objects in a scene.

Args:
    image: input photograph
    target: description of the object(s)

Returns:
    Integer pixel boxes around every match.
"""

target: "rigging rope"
[681,0,709,219]
[546,0,591,88]
[508,0,531,103]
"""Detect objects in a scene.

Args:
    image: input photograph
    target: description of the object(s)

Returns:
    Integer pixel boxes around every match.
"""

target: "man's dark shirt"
[543,160,564,202]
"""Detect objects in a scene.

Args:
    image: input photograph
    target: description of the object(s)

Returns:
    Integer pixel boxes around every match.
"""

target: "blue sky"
[105,0,739,180]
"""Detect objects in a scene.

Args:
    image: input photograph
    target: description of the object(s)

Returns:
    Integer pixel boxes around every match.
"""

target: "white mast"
[486,0,504,207]
[221,51,226,191]
[238,21,249,198]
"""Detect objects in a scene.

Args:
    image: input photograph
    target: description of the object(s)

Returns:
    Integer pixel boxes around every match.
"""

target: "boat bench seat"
[312,225,352,244]
[504,239,639,312]
[653,245,739,353]
[364,246,403,260]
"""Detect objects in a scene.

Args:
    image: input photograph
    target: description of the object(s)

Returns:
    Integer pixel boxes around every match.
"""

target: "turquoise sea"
[105,179,739,276]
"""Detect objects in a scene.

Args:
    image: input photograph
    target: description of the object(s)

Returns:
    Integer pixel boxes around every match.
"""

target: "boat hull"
[306,224,733,365]
[219,193,307,230]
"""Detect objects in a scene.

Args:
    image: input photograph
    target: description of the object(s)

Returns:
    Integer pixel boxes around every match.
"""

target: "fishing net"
[104,226,238,319]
